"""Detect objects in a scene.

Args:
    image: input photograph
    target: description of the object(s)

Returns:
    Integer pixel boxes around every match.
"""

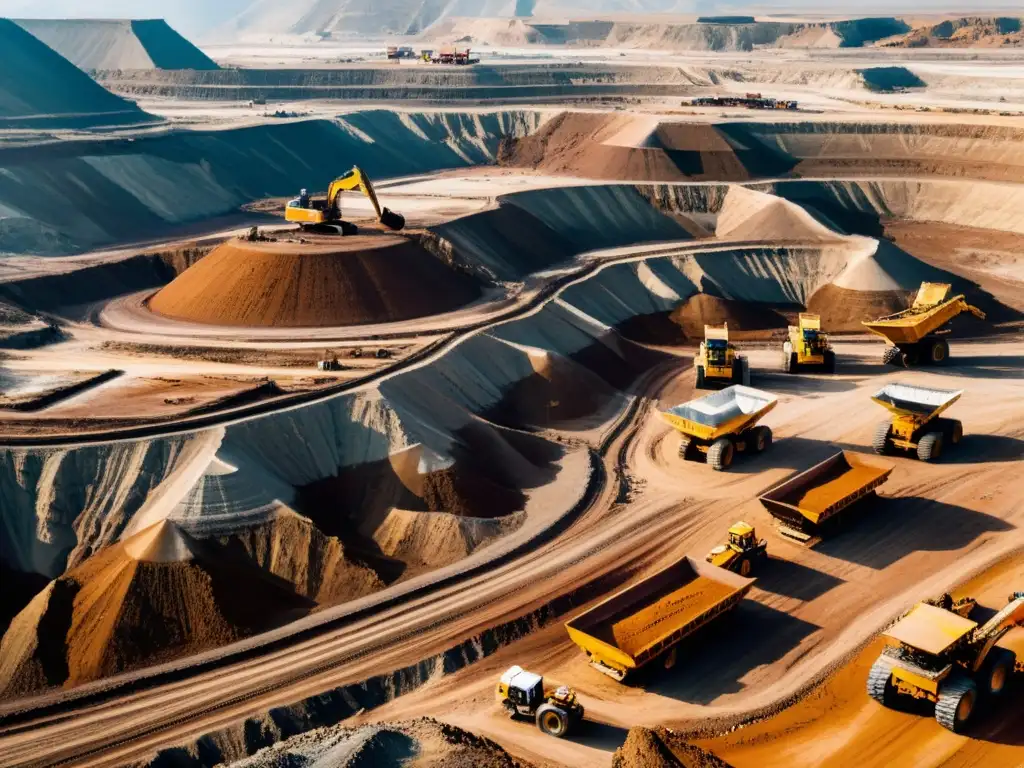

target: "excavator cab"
[728,522,756,550]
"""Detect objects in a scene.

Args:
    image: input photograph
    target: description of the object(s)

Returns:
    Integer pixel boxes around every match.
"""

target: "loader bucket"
[662,385,777,441]
[380,207,406,231]
[870,383,963,420]
[759,451,893,535]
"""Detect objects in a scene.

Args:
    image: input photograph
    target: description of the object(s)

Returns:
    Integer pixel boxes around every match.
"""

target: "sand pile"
[15,19,219,71]
[806,284,911,331]
[0,19,153,129]
[669,294,791,338]
[880,16,1023,48]
[614,727,731,768]
[226,717,525,768]
[419,17,547,46]
[148,235,482,328]
[0,520,312,696]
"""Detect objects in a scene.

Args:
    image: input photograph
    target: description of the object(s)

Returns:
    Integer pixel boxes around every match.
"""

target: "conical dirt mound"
[0,520,313,697]
[148,235,483,328]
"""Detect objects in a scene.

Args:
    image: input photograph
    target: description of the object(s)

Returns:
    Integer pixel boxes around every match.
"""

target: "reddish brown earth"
[148,234,482,327]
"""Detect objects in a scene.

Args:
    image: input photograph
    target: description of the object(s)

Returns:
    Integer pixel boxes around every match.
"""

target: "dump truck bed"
[565,556,753,679]
[885,603,978,656]
[871,383,962,422]
[759,451,894,532]
[662,385,777,441]
[862,283,984,345]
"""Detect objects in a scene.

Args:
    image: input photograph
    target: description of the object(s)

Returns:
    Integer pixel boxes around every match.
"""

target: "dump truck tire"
[928,338,950,365]
[823,350,836,373]
[708,438,734,471]
[982,648,1016,697]
[738,556,753,577]
[678,436,697,461]
[695,365,706,389]
[935,418,963,445]
[732,359,744,384]
[882,346,901,366]
[742,357,751,386]
[867,658,895,706]
[900,344,921,368]
[935,674,978,733]
[872,421,894,455]
[536,704,570,738]
[917,431,944,462]
[752,425,772,453]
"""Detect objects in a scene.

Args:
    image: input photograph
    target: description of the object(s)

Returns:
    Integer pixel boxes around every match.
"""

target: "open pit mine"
[0,7,1023,768]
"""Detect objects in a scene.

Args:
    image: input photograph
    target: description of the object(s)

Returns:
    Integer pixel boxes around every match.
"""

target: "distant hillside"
[0,18,157,129]
[15,19,219,70]
[879,16,1023,48]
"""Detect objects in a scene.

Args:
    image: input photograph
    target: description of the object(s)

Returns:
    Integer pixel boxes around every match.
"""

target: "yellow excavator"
[285,166,405,235]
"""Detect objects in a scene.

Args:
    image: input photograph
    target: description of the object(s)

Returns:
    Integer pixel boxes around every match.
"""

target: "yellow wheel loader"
[782,313,835,373]
[695,324,749,389]
[863,282,985,367]
[284,166,405,235]
[496,666,584,738]
[871,383,964,462]
[705,521,767,576]
[868,591,1024,733]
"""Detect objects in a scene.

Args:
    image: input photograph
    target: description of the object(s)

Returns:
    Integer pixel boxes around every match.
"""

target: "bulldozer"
[695,324,749,389]
[496,666,584,738]
[705,521,767,576]
[782,313,835,373]
[867,591,1024,733]
[284,166,405,235]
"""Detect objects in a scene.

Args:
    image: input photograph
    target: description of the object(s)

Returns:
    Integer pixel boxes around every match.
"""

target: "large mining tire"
[678,435,697,461]
[732,358,744,384]
[502,699,517,718]
[536,704,570,738]
[982,648,1016,697]
[695,364,706,389]
[867,658,895,706]
[943,418,964,445]
[935,674,978,733]
[917,431,944,462]
[823,349,836,374]
[882,345,901,366]
[872,421,895,455]
[707,438,735,471]
[752,425,773,453]
[927,337,950,365]
[741,357,751,386]
[900,344,921,368]
[738,556,753,577]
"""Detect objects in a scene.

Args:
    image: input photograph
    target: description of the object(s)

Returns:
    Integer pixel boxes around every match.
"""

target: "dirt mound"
[0,18,153,129]
[670,294,792,338]
[880,16,1023,48]
[15,19,219,71]
[805,283,911,331]
[614,727,731,768]
[0,520,312,696]
[148,235,482,328]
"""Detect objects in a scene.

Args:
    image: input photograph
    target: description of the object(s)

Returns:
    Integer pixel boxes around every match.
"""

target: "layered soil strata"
[148,234,483,327]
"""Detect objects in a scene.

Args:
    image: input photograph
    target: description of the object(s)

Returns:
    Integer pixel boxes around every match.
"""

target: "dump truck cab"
[496,666,584,738]
[871,383,964,462]
[695,324,749,388]
[863,282,985,367]
[706,521,768,576]
[868,592,1024,733]
[782,313,835,373]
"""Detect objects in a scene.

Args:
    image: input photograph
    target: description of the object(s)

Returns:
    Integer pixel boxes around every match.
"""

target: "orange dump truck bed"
[759,450,894,541]
[564,555,753,681]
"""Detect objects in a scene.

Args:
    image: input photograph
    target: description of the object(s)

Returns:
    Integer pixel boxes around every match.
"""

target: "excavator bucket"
[379,207,406,231]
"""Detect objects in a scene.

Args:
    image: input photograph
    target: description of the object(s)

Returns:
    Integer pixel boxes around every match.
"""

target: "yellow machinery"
[782,313,835,373]
[285,166,405,234]
[695,324,749,388]
[863,282,985,367]
[868,591,1024,733]
[759,450,893,543]
[565,555,754,682]
[705,522,767,576]
[496,666,584,738]
[663,385,778,471]
[871,383,964,462]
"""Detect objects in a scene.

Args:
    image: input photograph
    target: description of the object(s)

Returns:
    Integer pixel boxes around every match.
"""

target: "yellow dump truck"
[565,555,754,682]
[863,282,985,367]
[871,383,964,462]
[662,385,778,471]
[705,521,768,577]
[695,324,749,388]
[782,313,835,373]
[868,591,1024,733]
[759,450,894,543]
